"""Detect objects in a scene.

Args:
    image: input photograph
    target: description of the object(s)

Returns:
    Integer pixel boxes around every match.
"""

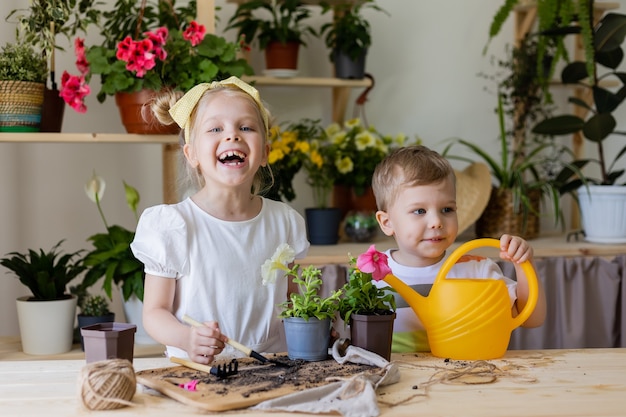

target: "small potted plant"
[339,245,396,360]
[76,294,115,350]
[0,39,48,132]
[0,240,85,355]
[262,243,343,361]
[319,0,388,79]
[80,171,155,344]
[226,0,316,73]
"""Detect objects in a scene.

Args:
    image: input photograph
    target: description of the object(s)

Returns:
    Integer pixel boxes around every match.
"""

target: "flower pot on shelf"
[0,81,45,132]
[577,185,626,244]
[40,88,65,132]
[305,207,342,245]
[475,187,540,240]
[264,41,300,71]
[332,185,378,219]
[349,312,395,361]
[81,322,137,363]
[333,49,367,80]
[344,211,378,243]
[115,89,180,135]
[283,317,331,361]
[16,295,77,355]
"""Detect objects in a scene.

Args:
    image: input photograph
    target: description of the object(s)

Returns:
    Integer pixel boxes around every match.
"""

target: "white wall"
[2,0,626,336]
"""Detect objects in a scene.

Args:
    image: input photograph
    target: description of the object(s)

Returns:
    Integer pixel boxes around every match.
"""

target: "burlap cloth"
[252,340,400,417]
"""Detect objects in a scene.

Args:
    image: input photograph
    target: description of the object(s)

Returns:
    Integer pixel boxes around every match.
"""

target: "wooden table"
[1,348,624,416]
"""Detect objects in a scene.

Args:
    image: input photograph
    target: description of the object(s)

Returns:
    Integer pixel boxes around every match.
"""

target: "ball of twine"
[78,358,137,410]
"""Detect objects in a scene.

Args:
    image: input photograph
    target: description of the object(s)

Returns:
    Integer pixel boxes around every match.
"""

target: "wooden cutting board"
[136,355,381,412]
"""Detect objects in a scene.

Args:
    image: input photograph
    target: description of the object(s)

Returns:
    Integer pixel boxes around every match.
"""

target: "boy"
[372,145,546,352]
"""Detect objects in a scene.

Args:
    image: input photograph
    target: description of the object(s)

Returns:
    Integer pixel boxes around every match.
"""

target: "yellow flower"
[294,141,310,153]
[268,148,285,164]
[355,130,377,151]
[336,156,354,174]
[310,149,323,169]
[344,118,362,130]
[325,122,342,137]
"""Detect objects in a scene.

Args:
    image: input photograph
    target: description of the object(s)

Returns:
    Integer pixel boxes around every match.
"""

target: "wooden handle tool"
[182,314,284,366]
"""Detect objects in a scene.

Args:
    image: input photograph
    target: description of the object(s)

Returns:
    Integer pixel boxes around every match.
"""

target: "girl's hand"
[186,320,227,364]
[499,234,533,264]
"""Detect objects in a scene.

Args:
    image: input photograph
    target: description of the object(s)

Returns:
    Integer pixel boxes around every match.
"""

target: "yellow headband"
[169,76,269,144]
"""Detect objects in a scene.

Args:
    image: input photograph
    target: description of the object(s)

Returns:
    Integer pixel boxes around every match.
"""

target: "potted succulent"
[0,240,85,355]
[444,34,570,239]
[319,0,388,79]
[262,243,343,361]
[339,245,396,360]
[80,171,156,344]
[532,11,626,243]
[76,294,115,351]
[0,39,48,132]
[6,0,101,131]
[226,0,316,73]
[60,0,253,133]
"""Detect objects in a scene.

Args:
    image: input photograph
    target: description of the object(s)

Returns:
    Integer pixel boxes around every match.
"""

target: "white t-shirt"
[377,249,517,352]
[131,197,309,359]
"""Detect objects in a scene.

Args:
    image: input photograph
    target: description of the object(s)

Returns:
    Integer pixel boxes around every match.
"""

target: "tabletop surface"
[1,348,624,416]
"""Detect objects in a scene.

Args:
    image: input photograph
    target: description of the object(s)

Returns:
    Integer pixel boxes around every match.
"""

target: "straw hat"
[454,162,492,235]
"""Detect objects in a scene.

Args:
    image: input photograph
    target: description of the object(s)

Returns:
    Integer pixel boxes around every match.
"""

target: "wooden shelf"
[244,76,372,88]
[0,132,178,144]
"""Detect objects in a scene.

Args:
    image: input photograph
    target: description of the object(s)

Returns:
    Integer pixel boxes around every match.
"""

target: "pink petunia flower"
[356,245,391,281]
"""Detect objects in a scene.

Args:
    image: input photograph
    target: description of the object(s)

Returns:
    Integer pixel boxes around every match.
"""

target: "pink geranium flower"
[356,245,391,281]
[60,71,90,113]
[183,21,206,46]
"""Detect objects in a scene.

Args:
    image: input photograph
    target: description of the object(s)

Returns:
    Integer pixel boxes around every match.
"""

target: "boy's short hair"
[372,145,455,211]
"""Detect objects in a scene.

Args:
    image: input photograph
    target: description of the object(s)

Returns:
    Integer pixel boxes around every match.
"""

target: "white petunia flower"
[261,243,295,285]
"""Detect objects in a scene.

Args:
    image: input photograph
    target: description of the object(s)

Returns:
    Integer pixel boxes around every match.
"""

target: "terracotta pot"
[350,312,395,361]
[264,41,300,70]
[475,187,540,240]
[332,185,377,219]
[115,90,180,134]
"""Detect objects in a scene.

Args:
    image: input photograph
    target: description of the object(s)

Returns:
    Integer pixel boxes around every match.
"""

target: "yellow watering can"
[383,238,538,360]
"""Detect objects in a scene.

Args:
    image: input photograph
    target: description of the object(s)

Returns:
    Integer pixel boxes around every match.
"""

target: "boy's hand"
[499,234,533,264]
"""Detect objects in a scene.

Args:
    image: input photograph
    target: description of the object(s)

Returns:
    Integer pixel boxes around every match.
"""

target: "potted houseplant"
[324,118,414,217]
[319,0,388,79]
[0,39,48,132]
[283,118,343,244]
[0,240,85,355]
[6,0,101,132]
[339,245,396,360]
[226,0,316,73]
[60,0,253,133]
[80,171,155,344]
[444,34,570,239]
[262,243,343,361]
[532,11,626,243]
[76,294,115,351]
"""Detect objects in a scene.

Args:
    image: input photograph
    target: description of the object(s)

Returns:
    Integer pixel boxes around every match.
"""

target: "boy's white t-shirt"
[131,197,309,359]
[377,249,517,352]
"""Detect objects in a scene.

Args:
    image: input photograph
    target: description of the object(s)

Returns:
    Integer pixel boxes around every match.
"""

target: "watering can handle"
[435,238,539,329]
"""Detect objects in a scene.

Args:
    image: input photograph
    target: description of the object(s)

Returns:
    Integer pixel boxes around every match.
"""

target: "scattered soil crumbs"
[137,354,379,399]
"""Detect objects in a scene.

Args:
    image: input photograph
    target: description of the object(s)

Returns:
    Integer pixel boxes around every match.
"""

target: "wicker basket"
[475,187,540,240]
[0,80,45,132]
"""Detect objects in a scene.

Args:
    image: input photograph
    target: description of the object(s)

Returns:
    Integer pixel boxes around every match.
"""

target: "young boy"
[372,145,546,352]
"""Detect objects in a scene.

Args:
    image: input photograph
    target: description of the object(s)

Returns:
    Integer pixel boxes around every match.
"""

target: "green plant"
[80,294,112,316]
[226,0,316,50]
[532,12,626,188]
[61,0,252,111]
[80,171,145,302]
[484,0,594,82]
[262,244,343,321]
[319,0,388,61]
[0,41,47,82]
[0,240,85,301]
[324,118,415,197]
[339,245,395,324]
[264,123,309,202]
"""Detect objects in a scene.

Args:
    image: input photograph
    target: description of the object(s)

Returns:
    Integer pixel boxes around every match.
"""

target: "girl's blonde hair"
[149,86,275,197]
[372,145,455,211]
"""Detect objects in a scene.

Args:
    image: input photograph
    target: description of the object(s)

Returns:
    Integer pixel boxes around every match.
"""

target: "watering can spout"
[383,273,427,320]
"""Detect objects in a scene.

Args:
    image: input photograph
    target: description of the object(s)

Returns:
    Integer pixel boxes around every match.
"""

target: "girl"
[131,77,309,364]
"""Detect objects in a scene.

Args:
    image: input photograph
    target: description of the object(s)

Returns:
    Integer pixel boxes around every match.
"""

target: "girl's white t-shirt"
[131,197,309,359]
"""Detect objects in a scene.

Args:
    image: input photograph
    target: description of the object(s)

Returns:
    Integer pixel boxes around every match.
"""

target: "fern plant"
[0,240,85,301]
